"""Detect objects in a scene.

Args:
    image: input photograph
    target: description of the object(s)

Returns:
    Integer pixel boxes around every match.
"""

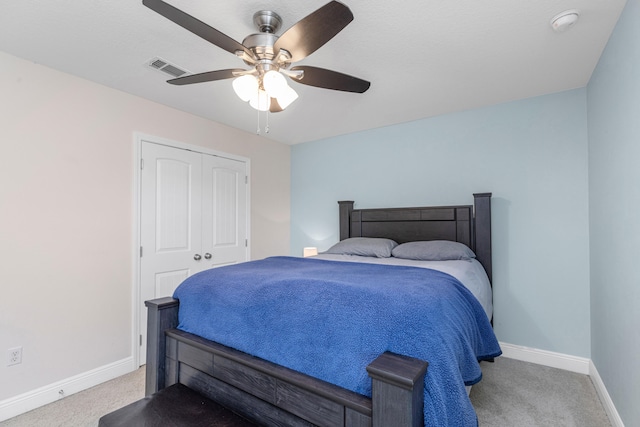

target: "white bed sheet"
[312,253,493,320]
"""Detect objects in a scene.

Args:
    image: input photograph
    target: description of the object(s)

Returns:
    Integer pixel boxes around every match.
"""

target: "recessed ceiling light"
[551,10,580,33]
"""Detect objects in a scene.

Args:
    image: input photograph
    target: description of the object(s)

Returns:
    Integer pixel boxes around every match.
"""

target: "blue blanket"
[174,256,501,426]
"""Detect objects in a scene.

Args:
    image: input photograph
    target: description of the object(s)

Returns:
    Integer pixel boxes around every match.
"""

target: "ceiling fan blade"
[270,98,284,113]
[290,66,370,93]
[143,0,252,58]
[273,1,353,63]
[167,69,245,85]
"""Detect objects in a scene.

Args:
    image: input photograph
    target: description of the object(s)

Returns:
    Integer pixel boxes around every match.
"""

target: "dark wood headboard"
[338,193,492,282]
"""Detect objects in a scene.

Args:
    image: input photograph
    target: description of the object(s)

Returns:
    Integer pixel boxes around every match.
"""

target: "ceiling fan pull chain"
[256,103,261,135]
[265,110,270,134]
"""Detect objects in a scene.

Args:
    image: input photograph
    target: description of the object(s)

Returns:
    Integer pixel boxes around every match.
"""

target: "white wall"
[587,0,640,424]
[0,51,290,406]
[291,89,591,359]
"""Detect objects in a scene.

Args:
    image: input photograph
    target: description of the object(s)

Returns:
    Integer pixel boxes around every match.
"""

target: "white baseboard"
[499,341,590,374]
[0,356,136,422]
[0,347,625,426]
[589,360,625,427]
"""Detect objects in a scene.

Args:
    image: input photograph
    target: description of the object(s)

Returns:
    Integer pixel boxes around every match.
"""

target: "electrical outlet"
[7,347,22,366]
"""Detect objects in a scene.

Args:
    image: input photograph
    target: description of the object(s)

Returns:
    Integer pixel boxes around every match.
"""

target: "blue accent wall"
[588,0,640,424]
[292,2,640,424]
[292,89,590,358]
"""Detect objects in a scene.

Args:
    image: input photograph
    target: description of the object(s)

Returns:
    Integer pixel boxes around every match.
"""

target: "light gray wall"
[291,88,591,358]
[587,0,640,424]
[0,51,290,406]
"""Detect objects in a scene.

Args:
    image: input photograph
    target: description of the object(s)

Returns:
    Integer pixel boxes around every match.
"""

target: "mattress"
[313,253,493,320]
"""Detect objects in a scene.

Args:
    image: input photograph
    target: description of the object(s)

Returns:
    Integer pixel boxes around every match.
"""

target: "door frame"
[132,132,251,367]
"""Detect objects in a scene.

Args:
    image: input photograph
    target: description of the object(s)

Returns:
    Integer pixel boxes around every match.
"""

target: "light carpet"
[1,357,611,426]
[470,357,611,426]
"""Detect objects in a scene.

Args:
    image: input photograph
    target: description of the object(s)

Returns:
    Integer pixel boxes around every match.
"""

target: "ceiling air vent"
[147,57,188,78]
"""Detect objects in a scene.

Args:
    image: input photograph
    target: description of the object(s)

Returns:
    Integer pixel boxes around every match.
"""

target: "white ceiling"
[0,0,627,145]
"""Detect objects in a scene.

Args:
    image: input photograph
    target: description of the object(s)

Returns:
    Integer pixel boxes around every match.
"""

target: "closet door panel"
[140,142,202,362]
[201,154,248,269]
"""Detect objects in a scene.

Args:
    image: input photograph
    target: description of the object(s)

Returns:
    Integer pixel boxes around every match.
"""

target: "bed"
[145,192,499,426]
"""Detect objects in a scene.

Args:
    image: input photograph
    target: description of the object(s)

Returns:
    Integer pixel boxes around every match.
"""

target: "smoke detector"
[551,10,580,33]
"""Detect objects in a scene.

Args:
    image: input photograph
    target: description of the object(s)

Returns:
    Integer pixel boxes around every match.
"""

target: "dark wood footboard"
[145,299,429,427]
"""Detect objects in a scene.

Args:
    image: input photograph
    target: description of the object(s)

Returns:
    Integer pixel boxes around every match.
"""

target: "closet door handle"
[204,253,212,260]
[193,254,202,261]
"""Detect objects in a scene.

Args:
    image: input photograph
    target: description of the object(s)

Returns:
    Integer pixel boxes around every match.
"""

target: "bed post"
[367,352,429,427]
[473,193,492,283]
[145,297,179,396]
[338,200,355,241]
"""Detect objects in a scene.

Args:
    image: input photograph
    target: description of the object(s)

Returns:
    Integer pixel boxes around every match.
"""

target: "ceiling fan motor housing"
[243,11,295,73]
[242,32,278,62]
[241,10,288,67]
[253,10,282,33]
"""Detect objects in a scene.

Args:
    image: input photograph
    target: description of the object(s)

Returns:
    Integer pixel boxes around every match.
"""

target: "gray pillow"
[323,237,398,258]
[391,240,476,261]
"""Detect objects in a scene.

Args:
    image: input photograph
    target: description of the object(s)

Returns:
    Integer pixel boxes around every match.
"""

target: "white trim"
[0,357,135,422]
[499,341,590,374]
[589,360,625,427]
[132,135,142,368]
[135,132,250,163]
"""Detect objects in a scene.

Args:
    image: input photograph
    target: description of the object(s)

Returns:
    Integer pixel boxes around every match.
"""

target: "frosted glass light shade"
[234,71,297,111]
[275,85,299,109]
[233,75,259,102]
[249,89,270,111]
[263,70,288,98]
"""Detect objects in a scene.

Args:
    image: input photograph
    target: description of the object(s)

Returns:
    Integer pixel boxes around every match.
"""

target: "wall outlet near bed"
[7,346,22,366]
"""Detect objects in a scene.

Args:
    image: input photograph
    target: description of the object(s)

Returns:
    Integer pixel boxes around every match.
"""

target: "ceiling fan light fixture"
[249,89,270,111]
[263,70,289,98]
[233,75,259,102]
[275,85,299,109]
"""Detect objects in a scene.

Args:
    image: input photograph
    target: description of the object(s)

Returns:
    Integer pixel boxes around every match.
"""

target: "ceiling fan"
[142,0,371,113]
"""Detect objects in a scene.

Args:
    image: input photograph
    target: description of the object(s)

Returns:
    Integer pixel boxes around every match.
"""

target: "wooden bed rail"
[146,298,429,427]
